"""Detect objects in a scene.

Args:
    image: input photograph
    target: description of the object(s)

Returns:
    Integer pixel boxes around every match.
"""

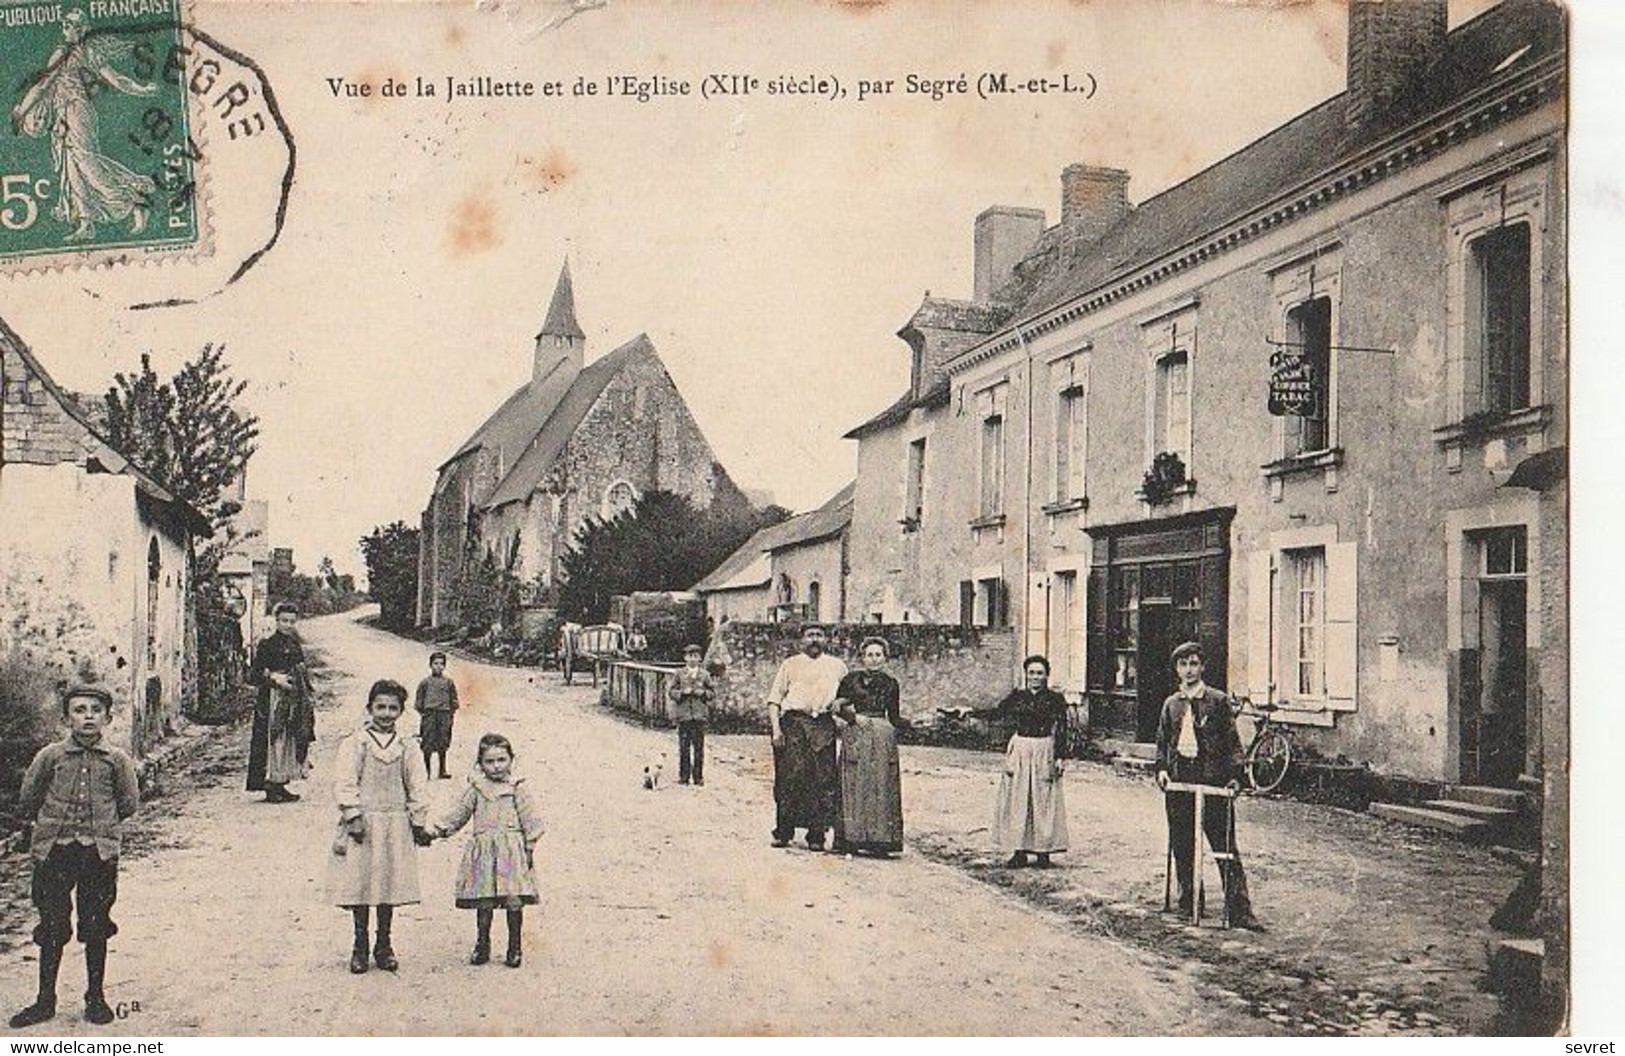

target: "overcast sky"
[2,0,1501,580]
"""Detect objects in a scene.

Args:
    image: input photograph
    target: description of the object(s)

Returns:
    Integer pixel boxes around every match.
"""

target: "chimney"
[1060,164,1131,240]
[1345,0,1447,130]
[535,260,585,386]
[974,206,1046,303]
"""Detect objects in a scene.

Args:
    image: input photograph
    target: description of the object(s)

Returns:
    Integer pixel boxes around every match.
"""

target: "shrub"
[0,650,61,827]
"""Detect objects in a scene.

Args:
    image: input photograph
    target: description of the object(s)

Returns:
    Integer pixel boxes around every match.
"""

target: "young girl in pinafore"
[327,679,433,974]
[431,733,544,967]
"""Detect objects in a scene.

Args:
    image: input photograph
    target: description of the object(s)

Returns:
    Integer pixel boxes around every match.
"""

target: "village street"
[0,611,1521,1036]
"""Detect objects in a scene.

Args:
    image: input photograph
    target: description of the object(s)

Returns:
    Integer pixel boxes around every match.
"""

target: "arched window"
[806,580,822,622]
[775,573,796,606]
[604,480,638,519]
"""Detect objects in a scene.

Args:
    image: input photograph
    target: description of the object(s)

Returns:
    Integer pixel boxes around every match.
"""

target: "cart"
[562,624,626,687]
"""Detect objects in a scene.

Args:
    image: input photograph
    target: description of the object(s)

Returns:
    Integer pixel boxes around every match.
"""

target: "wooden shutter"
[1086,566,1109,691]
[1026,574,1050,660]
[1246,550,1274,703]
[1325,542,1358,711]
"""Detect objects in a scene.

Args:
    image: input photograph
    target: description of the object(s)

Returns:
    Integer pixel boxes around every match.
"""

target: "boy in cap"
[10,685,140,1027]
[414,651,460,779]
[1154,641,1264,931]
[667,644,715,786]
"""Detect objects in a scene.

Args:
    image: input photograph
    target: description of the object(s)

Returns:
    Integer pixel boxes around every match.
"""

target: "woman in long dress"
[834,637,907,856]
[973,655,1070,868]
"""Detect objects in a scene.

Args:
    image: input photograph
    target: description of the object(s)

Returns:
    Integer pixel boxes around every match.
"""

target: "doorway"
[1464,526,1530,788]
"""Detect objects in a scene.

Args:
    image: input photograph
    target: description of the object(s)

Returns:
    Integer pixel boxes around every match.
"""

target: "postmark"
[0,0,202,270]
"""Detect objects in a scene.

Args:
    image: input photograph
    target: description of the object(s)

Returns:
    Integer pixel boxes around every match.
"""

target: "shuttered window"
[1246,540,1358,717]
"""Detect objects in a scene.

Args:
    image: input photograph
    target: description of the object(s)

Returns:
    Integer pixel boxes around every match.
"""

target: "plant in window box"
[1139,451,1188,506]
[1456,408,1511,437]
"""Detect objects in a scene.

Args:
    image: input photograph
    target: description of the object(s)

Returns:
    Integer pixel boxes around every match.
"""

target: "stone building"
[693,483,853,625]
[847,0,1565,783]
[417,262,748,628]
[0,317,210,757]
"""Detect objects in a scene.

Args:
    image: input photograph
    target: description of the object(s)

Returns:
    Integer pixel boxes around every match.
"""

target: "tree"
[360,522,421,631]
[104,344,260,531]
[557,490,789,623]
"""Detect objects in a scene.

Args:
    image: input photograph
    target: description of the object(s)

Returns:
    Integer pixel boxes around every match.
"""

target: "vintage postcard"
[0,0,1584,1038]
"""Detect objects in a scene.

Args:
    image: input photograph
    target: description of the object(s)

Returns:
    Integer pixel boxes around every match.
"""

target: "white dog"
[642,753,666,791]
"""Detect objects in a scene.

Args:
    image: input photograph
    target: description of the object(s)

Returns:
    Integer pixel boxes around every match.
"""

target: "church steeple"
[534,260,585,384]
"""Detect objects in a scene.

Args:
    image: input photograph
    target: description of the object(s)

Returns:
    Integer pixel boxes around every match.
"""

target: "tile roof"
[843,377,950,440]
[482,334,655,510]
[999,0,1565,329]
[692,482,855,593]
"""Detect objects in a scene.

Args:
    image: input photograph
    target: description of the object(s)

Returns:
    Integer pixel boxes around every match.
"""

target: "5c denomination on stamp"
[1,0,202,271]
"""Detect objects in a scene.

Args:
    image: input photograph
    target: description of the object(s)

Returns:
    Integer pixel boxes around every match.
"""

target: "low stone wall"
[702,622,1018,725]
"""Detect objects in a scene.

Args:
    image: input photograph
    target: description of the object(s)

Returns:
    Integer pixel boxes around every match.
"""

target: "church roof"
[481,334,656,510]
[537,260,585,341]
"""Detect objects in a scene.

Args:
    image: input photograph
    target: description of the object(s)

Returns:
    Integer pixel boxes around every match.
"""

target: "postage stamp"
[0,0,202,271]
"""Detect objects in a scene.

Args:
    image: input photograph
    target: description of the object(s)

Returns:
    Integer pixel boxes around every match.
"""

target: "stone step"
[1489,937,1544,995]
[1369,802,1491,838]
[1423,798,1519,823]
[1447,785,1529,811]
[1112,755,1157,774]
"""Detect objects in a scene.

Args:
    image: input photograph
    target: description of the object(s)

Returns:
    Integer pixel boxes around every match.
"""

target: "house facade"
[0,318,210,757]
[694,483,852,625]
[845,0,1565,790]
[417,261,748,628]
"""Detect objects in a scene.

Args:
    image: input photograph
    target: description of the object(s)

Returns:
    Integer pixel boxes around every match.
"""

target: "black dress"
[246,631,311,790]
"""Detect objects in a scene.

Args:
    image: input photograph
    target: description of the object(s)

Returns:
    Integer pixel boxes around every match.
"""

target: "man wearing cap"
[765,625,847,850]
[1154,640,1263,931]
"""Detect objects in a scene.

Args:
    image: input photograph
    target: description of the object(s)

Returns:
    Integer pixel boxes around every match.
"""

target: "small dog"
[642,754,666,791]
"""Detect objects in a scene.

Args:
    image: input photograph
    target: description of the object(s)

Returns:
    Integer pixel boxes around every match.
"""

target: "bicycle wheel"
[1248,729,1292,793]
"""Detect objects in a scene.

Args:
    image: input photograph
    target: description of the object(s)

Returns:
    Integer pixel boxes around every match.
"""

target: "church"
[416,262,747,628]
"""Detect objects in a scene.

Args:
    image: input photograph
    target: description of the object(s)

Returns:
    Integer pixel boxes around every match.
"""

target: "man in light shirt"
[766,624,848,850]
[1154,640,1263,931]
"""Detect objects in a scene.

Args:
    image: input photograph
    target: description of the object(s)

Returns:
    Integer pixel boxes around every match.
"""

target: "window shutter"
[1246,550,1274,702]
[1026,574,1049,660]
[1325,542,1358,711]
[1086,567,1109,691]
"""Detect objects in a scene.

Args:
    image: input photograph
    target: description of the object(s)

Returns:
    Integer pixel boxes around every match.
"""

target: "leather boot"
[373,907,398,971]
[349,908,370,974]
[470,910,492,965]
[83,941,113,1025]
[504,910,523,968]
[8,944,62,1028]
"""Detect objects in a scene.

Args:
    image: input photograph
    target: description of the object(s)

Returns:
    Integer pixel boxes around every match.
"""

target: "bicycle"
[1230,694,1294,794]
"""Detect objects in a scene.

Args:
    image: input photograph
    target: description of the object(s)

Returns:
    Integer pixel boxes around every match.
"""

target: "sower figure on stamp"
[9,686,140,1028]
[765,625,847,850]
[247,603,315,804]
[1154,641,1264,932]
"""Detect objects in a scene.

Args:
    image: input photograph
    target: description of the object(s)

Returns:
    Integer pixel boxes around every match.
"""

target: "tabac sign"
[1268,349,1318,418]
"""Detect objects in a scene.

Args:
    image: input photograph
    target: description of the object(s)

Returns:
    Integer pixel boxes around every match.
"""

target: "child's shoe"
[8,999,56,1029]
[372,943,398,972]
[470,941,490,966]
[504,948,522,969]
[349,946,369,974]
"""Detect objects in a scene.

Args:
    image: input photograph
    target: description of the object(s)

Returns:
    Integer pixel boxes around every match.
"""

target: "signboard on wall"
[1268,349,1319,417]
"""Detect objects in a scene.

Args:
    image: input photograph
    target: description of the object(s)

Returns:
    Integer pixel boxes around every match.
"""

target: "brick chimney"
[974,205,1046,303]
[1060,164,1131,241]
[1345,0,1447,130]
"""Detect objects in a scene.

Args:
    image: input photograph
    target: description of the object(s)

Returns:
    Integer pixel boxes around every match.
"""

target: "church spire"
[538,260,585,341]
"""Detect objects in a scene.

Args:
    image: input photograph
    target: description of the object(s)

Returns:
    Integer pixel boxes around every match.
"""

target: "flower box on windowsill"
[1135,480,1196,506]
[1432,405,1552,447]
[1041,497,1088,517]
[969,513,1007,531]
[1262,447,1344,480]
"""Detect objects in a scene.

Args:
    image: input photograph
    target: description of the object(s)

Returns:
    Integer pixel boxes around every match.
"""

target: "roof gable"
[482,334,655,510]
[693,482,854,593]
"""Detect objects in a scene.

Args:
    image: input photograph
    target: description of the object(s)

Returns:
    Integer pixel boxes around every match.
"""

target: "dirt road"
[0,611,1270,1036]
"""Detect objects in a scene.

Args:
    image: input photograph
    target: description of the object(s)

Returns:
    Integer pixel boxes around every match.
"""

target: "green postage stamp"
[0,0,201,271]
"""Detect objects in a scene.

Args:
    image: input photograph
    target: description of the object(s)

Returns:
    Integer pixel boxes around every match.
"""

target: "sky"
[1,0,1502,579]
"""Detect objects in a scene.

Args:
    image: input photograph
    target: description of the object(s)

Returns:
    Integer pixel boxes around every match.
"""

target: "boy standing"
[667,644,715,786]
[10,686,140,1027]
[1153,641,1264,932]
[414,651,460,779]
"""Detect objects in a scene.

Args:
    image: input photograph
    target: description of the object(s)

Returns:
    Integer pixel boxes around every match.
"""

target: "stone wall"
[700,621,1018,725]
